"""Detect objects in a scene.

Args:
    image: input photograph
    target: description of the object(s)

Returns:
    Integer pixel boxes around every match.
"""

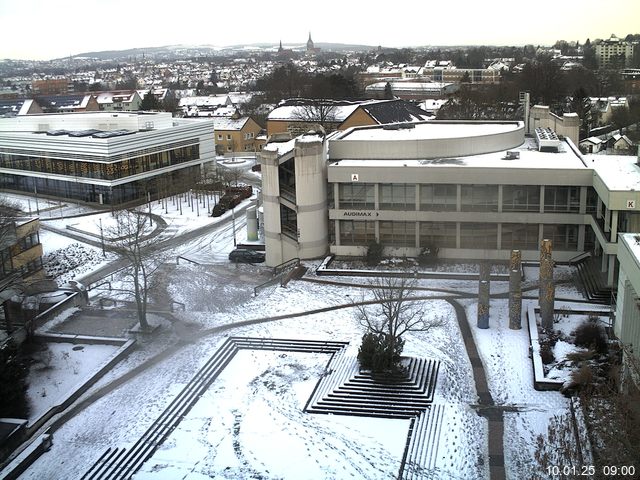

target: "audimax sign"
[341,211,379,217]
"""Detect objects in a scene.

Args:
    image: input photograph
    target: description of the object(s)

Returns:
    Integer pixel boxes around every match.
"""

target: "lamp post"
[232,205,237,246]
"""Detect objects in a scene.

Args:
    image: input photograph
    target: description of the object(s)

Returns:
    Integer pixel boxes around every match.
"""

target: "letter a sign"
[351,173,359,182]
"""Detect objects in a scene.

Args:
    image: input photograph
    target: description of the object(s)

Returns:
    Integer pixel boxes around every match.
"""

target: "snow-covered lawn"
[25,342,120,421]
[6,189,591,480]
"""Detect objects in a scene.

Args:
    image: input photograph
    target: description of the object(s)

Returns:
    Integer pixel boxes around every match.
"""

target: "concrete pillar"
[509,250,522,329]
[539,239,555,330]
[607,255,616,288]
[246,206,258,241]
[611,210,619,243]
[477,262,490,329]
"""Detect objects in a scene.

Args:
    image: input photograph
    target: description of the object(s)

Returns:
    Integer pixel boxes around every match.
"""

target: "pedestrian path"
[447,298,505,480]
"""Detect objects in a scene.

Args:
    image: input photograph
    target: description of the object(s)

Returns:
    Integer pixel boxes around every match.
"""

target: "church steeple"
[307,32,314,51]
[278,39,283,52]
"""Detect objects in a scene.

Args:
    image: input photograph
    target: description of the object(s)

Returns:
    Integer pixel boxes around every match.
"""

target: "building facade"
[0,112,215,205]
[213,117,263,154]
[595,35,636,69]
[260,120,640,288]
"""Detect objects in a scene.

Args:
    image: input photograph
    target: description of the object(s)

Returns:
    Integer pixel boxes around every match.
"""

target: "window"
[227,146,232,151]
[226,134,232,140]
[461,185,498,212]
[217,134,223,140]
[339,220,375,245]
[420,222,456,248]
[460,223,497,249]
[379,221,415,247]
[501,223,539,250]
[543,224,578,250]
[379,184,415,210]
[544,186,580,213]
[502,186,540,212]
[338,183,374,209]
[420,184,456,211]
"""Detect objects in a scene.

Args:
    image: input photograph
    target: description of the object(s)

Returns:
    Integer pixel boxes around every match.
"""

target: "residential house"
[35,94,99,113]
[95,90,143,111]
[579,136,605,154]
[213,117,263,154]
[266,99,433,137]
[612,133,634,153]
[0,99,43,117]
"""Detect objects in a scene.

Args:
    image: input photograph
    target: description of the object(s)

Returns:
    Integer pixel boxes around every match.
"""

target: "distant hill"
[65,42,378,61]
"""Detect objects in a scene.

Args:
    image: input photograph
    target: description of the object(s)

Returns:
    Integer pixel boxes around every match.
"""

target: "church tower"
[306,32,314,53]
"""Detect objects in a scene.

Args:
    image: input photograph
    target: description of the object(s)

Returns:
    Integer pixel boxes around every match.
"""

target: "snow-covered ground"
[5,188,591,480]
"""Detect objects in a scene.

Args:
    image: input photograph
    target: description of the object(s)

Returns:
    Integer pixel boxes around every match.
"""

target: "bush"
[540,343,555,365]
[417,245,439,267]
[365,241,384,267]
[358,332,404,373]
[573,319,608,354]
[0,340,31,418]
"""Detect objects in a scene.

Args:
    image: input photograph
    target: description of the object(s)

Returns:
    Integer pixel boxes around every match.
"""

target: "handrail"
[273,257,300,276]
[176,256,200,265]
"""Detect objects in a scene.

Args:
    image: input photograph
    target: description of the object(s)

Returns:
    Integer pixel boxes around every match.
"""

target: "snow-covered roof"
[267,103,361,122]
[212,117,250,131]
[262,138,295,156]
[365,82,455,93]
[331,136,585,171]
[94,91,138,104]
[581,136,603,145]
[588,154,640,191]
[179,95,232,108]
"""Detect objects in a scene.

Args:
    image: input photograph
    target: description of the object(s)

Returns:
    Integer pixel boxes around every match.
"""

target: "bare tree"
[355,274,443,372]
[291,100,338,135]
[105,209,161,331]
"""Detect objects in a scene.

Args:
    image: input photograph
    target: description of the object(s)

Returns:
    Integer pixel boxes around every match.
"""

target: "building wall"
[0,218,43,281]
[339,109,378,131]
[529,106,580,146]
[0,114,215,205]
[615,235,640,387]
[215,118,262,153]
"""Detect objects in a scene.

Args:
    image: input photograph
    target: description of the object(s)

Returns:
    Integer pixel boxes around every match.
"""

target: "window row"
[0,144,199,181]
[336,184,585,213]
[338,220,579,251]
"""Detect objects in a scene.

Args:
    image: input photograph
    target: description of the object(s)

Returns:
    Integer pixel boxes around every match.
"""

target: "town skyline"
[1,0,639,61]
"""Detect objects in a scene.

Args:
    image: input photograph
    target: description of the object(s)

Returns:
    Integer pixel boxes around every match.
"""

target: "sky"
[1,0,639,61]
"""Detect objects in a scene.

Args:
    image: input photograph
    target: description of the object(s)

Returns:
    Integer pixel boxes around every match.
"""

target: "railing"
[273,257,300,276]
[176,256,200,265]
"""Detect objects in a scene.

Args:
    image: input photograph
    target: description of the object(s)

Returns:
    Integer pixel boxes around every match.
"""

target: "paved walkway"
[447,298,505,480]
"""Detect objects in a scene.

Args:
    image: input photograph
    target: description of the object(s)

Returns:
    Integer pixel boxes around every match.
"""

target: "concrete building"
[364,82,458,100]
[0,112,215,205]
[595,35,636,69]
[259,119,640,289]
[615,233,640,389]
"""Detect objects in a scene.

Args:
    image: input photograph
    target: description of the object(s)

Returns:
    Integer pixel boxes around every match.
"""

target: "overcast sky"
[1,0,638,61]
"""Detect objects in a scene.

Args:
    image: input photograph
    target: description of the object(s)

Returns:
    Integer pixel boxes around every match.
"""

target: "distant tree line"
[254,63,361,103]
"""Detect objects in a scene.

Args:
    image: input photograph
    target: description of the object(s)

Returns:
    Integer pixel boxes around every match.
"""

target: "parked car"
[228,248,265,263]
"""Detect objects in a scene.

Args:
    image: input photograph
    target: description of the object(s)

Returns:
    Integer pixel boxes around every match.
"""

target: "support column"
[477,262,490,329]
[509,250,522,330]
[608,255,616,287]
[611,210,619,243]
[539,239,555,330]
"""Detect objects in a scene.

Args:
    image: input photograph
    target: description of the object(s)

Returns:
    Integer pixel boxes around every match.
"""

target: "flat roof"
[588,154,640,191]
[331,137,587,171]
[336,121,522,142]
